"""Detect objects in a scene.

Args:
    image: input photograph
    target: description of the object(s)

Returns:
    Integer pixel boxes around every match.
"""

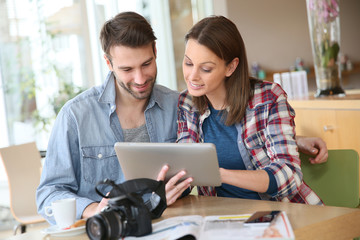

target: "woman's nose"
[188,68,199,81]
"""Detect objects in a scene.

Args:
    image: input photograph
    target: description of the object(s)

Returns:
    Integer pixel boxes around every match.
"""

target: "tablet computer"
[114,142,221,186]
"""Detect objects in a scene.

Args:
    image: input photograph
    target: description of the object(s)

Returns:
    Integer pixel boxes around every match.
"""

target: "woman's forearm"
[219,168,270,193]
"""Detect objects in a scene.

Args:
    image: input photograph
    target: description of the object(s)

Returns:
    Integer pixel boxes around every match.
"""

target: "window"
[0,0,86,151]
[0,0,213,203]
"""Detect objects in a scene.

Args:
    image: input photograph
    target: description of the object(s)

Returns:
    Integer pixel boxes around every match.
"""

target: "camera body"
[86,194,152,240]
[86,178,167,240]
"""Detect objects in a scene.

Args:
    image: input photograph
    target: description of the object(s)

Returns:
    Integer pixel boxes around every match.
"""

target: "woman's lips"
[188,81,204,90]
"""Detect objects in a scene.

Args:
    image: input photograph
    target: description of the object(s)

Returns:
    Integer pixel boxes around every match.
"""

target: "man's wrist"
[82,202,98,219]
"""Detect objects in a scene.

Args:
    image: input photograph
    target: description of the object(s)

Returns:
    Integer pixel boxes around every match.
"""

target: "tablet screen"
[114,142,221,186]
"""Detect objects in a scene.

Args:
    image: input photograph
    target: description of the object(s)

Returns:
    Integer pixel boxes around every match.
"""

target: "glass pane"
[168,0,213,91]
[0,0,87,150]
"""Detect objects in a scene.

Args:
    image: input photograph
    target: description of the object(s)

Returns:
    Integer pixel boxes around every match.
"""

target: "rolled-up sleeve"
[263,93,302,199]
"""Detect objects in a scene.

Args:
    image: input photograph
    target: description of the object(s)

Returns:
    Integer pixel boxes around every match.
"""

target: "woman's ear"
[225,57,239,77]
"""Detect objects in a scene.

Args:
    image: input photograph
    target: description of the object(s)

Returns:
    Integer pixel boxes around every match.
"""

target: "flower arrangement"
[306,0,345,97]
[308,0,340,68]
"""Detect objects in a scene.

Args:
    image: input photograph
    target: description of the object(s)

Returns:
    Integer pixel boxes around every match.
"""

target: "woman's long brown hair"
[185,16,257,125]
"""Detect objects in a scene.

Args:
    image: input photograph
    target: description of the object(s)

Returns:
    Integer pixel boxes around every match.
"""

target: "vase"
[306,0,345,97]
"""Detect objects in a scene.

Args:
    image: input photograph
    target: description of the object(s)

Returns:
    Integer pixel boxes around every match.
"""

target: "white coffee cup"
[45,198,76,229]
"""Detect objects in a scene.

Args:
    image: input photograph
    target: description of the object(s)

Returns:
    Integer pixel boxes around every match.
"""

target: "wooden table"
[7,195,360,240]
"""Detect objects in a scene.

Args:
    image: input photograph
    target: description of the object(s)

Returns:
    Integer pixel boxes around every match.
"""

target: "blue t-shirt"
[203,105,276,199]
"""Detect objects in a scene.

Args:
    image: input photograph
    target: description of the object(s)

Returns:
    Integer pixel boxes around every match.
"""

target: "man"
[37,11,327,224]
[36,12,191,223]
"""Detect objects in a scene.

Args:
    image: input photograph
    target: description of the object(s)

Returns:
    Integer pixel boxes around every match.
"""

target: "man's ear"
[225,57,239,77]
[104,54,113,71]
[153,42,157,58]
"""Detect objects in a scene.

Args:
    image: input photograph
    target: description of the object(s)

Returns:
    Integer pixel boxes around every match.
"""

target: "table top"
[7,195,360,240]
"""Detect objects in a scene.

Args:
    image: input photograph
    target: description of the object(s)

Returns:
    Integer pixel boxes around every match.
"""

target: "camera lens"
[86,217,106,240]
[86,210,124,240]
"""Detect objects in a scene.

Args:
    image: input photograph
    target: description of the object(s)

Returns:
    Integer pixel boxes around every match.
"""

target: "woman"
[176,15,322,204]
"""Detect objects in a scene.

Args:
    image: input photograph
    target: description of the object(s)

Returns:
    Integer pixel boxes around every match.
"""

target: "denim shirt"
[36,72,179,224]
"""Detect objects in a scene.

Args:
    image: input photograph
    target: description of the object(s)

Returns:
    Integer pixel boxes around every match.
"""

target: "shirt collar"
[146,84,165,111]
[98,71,116,104]
[98,72,116,115]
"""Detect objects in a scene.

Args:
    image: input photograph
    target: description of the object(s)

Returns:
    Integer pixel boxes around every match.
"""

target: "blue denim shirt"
[36,72,179,224]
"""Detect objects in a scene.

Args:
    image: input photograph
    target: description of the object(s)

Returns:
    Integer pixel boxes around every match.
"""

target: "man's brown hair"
[100,11,157,61]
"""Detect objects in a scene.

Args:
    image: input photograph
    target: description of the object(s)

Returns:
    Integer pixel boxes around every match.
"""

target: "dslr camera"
[86,178,167,240]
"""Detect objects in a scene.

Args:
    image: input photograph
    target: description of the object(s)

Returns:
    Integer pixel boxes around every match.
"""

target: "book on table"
[125,211,294,240]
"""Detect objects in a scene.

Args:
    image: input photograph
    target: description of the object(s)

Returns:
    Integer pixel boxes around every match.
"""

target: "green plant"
[52,81,85,115]
[31,81,85,132]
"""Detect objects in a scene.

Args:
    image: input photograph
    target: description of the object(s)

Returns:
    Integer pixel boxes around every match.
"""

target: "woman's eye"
[202,68,211,73]
[184,62,193,66]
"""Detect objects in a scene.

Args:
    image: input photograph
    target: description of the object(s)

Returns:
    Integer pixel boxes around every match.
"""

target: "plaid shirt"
[177,81,323,205]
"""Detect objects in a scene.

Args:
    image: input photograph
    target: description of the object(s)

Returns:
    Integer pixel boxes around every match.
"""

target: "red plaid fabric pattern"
[177,81,323,205]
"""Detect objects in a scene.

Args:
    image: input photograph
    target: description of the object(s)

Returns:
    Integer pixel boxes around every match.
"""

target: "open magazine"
[125,211,294,240]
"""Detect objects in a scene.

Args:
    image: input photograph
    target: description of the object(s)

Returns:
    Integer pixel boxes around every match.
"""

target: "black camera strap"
[95,178,167,219]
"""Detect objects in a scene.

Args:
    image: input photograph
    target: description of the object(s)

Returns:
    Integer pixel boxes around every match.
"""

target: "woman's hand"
[296,136,328,164]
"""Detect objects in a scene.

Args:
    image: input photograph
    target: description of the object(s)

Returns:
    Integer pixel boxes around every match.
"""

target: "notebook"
[114,142,222,186]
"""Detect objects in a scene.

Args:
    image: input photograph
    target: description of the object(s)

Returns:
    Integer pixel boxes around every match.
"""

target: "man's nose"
[134,70,147,85]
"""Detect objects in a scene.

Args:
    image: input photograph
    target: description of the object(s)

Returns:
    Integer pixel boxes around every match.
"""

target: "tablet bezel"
[114,142,221,187]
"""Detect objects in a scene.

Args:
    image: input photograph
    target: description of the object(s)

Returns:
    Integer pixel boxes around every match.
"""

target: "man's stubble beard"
[114,71,157,100]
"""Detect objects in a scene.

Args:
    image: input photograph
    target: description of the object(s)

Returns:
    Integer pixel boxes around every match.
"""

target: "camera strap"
[95,178,167,219]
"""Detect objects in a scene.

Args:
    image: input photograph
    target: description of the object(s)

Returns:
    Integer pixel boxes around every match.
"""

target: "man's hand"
[296,136,328,164]
[82,196,109,219]
[157,165,193,206]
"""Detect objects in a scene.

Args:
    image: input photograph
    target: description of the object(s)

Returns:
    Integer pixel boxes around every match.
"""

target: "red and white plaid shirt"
[177,81,322,205]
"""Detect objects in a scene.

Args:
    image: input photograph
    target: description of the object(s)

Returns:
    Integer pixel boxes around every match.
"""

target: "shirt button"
[247,166,252,169]
[98,154,103,159]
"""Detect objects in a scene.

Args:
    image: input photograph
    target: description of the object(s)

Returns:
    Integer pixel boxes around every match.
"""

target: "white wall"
[225,0,360,71]
[213,0,228,17]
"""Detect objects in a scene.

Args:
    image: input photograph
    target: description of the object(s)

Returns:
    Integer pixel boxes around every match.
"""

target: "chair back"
[301,149,359,208]
[0,142,45,224]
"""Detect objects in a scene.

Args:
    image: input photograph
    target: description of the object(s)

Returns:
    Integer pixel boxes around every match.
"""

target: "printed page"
[199,212,294,240]
[200,212,295,240]
[125,215,203,240]
[125,212,294,240]
[200,214,259,240]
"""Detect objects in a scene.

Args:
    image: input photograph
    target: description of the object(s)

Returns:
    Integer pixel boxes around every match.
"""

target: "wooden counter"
[289,92,360,194]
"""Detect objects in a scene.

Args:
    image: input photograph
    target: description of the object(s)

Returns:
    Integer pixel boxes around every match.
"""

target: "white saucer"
[41,225,86,237]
